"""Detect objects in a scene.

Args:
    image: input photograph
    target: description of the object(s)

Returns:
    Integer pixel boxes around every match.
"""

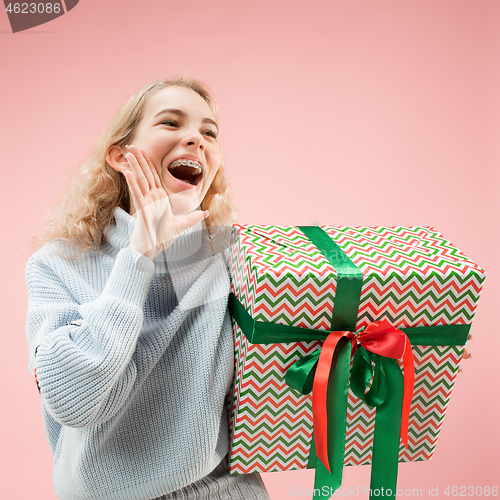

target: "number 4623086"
[5,3,62,14]
[444,486,498,497]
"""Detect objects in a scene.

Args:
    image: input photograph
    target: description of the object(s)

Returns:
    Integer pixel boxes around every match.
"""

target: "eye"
[161,120,178,127]
[203,129,218,139]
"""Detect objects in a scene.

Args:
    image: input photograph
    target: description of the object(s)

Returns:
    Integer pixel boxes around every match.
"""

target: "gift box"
[227,225,485,499]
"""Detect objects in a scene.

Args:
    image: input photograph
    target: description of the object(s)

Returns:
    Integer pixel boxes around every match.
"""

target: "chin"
[168,189,203,216]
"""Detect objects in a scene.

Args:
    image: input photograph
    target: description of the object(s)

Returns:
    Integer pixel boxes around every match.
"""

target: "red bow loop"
[358,318,407,359]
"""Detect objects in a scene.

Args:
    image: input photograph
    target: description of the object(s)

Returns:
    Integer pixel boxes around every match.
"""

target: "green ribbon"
[298,226,363,332]
[229,226,470,500]
[230,293,470,346]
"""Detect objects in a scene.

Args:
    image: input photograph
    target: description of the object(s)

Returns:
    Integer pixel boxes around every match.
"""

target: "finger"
[142,149,163,190]
[462,349,472,360]
[125,151,150,197]
[127,145,156,191]
[123,168,145,211]
[176,210,210,234]
[467,333,474,341]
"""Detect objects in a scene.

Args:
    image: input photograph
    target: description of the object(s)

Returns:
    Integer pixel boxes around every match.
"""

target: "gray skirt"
[154,457,271,500]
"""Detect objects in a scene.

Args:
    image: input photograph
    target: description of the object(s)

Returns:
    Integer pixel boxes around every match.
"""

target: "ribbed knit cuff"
[101,248,155,308]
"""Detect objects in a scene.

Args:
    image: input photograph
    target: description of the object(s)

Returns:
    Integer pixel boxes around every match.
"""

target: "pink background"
[1,1,498,498]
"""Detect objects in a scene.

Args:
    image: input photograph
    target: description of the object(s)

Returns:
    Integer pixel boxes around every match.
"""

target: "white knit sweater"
[25,207,234,500]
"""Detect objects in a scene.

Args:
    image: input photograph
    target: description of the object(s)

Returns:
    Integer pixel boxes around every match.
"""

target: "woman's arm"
[26,144,208,428]
[25,247,154,428]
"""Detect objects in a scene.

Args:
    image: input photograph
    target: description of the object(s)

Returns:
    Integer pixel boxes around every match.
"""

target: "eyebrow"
[154,108,219,131]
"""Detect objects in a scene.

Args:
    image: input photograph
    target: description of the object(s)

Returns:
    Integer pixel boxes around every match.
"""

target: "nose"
[187,139,204,151]
[184,130,205,151]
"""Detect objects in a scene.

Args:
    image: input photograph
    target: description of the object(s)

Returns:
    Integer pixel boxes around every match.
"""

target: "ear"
[106,145,128,172]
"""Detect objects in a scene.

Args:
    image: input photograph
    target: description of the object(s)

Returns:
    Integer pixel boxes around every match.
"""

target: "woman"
[25,77,271,500]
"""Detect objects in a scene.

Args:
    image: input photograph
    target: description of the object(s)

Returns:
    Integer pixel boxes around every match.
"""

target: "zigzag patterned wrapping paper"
[227,225,485,474]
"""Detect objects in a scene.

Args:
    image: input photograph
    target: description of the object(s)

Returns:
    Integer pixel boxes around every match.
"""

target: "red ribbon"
[312,319,415,474]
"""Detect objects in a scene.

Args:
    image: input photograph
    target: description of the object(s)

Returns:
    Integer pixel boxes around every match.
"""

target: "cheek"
[207,160,221,187]
[209,148,222,174]
[144,140,165,159]
[136,132,172,160]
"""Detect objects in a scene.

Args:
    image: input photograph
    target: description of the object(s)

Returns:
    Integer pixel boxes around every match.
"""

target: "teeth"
[168,159,203,173]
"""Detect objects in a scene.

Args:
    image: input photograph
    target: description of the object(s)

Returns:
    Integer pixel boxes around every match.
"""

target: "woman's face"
[131,86,222,215]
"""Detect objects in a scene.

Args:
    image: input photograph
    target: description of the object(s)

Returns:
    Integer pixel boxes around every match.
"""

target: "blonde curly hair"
[30,76,239,258]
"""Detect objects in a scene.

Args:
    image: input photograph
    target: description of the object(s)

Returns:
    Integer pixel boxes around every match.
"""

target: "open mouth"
[167,159,203,186]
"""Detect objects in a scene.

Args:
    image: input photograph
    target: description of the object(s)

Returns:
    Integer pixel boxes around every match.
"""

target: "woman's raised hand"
[122,145,209,260]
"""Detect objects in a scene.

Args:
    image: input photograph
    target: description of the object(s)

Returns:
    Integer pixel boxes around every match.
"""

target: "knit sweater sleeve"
[25,247,155,428]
